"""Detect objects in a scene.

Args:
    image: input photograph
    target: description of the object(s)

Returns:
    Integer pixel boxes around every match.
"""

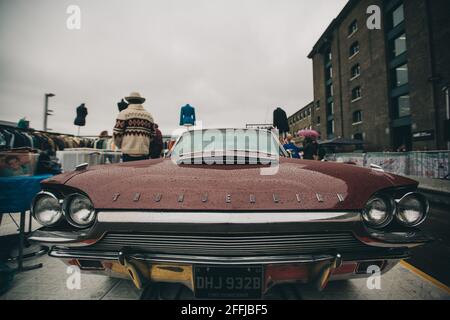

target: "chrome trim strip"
[49,249,337,265]
[96,211,360,224]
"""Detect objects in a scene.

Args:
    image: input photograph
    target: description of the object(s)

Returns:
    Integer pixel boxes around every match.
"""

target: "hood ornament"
[75,163,89,171]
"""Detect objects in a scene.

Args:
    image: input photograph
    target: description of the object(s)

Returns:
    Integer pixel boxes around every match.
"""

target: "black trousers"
[122,154,149,162]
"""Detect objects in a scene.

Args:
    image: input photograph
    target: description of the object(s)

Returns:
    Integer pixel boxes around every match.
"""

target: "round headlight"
[32,192,63,227]
[65,194,96,228]
[362,195,394,228]
[396,193,428,227]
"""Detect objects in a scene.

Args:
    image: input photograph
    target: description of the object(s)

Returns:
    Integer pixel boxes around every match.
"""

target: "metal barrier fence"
[325,151,450,179]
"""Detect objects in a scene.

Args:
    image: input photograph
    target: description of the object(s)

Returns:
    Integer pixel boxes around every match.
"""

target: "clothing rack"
[0,123,75,138]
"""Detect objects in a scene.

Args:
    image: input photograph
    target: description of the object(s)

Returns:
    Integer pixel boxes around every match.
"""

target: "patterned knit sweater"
[113,104,155,156]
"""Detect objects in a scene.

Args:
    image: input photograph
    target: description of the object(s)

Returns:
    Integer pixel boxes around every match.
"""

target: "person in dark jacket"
[302,137,315,160]
[150,124,163,159]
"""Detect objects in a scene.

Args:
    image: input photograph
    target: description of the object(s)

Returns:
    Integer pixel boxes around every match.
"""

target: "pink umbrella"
[298,129,320,139]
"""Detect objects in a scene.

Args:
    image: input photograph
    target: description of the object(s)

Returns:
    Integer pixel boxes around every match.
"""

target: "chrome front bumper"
[29,210,430,295]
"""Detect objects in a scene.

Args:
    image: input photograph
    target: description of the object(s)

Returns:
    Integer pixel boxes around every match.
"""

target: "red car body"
[30,129,431,299]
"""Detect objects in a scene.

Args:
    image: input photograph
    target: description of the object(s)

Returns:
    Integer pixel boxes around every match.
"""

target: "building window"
[327,119,335,137]
[392,4,405,28]
[352,110,362,124]
[349,42,359,57]
[326,66,333,80]
[326,101,334,115]
[324,48,332,64]
[326,83,334,97]
[392,33,407,57]
[354,133,363,141]
[351,87,362,101]
[317,116,321,124]
[350,64,361,79]
[348,20,358,36]
[315,100,320,109]
[393,95,411,118]
[393,64,409,87]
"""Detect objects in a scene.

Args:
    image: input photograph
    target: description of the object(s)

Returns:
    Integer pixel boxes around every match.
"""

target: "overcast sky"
[0,0,347,136]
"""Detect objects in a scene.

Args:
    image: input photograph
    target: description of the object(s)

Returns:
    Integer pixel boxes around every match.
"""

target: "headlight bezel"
[63,193,97,229]
[362,193,396,229]
[31,191,64,227]
[395,192,429,227]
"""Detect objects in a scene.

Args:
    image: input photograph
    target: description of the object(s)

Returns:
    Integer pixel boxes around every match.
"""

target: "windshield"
[171,129,284,158]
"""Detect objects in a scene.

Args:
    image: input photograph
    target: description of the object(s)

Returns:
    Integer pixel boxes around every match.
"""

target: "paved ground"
[409,202,450,287]
[0,254,448,300]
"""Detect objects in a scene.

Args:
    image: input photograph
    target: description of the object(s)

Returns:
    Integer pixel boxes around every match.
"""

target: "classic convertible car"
[29,128,431,299]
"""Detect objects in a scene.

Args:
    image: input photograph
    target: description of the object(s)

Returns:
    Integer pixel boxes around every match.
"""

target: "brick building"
[308,0,450,151]
[288,102,315,137]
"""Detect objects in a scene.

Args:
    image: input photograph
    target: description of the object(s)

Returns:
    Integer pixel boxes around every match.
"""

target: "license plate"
[194,265,263,299]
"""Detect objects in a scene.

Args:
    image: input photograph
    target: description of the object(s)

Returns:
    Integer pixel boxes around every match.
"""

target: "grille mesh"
[89,232,369,256]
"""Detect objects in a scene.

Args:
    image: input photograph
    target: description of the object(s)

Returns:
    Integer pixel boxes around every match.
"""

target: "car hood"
[43,158,417,211]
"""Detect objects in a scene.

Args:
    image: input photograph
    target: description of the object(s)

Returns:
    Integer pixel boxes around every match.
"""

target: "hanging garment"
[179,104,196,126]
[117,99,129,112]
[0,131,7,149]
[74,104,88,126]
[273,108,289,134]
[0,130,12,148]
[23,132,34,148]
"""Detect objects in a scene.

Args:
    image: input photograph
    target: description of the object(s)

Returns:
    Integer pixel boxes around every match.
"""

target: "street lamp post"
[44,93,55,131]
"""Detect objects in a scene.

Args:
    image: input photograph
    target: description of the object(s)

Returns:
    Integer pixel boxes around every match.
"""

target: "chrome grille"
[89,232,370,256]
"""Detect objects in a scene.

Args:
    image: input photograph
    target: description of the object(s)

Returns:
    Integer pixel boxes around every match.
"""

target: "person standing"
[283,134,301,159]
[113,92,155,162]
[150,124,163,159]
[302,137,315,160]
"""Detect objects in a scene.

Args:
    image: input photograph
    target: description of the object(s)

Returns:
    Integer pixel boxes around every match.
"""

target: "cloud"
[0,0,347,136]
